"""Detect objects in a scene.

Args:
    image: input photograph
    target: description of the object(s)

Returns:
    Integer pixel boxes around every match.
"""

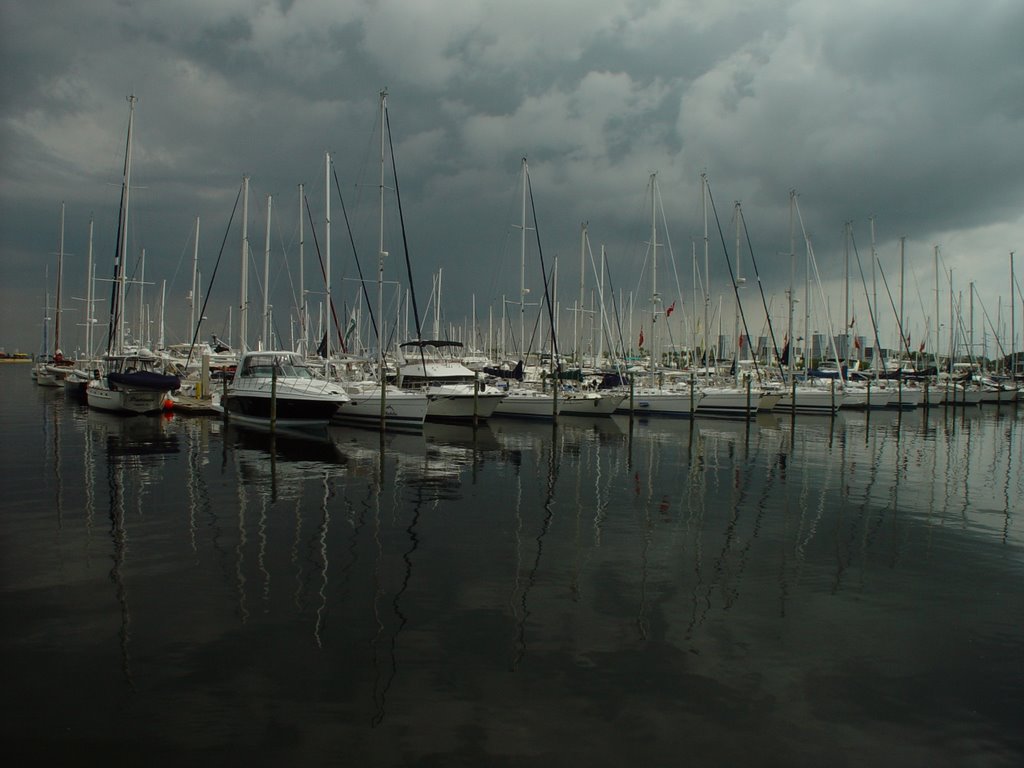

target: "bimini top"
[399,340,465,350]
[238,351,314,379]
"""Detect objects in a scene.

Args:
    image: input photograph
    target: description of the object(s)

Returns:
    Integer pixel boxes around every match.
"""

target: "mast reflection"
[88,411,178,687]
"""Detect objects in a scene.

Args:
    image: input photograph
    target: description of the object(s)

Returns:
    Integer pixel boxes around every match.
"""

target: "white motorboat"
[397,340,505,422]
[322,356,428,431]
[220,351,349,428]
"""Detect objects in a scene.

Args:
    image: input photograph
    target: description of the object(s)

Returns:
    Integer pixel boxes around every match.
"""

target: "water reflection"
[79,411,180,689]
[6,362,1022,765]
[510,424,561,671]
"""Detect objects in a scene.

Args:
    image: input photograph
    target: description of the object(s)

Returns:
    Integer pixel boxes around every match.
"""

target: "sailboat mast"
[324,151,331,361]
[718,295,724,365]
[378,89,387,375]
[598,245,606,366]
[116,95,136,356]
[434,268,443,339]
[55,202,64,356]
[262,194,272,348]
[869,217,878,372]
[691,240,698,369]
[520,157,528,360]
[649,173,659,377]
[552,257,558,362]
[787,190,796,380]
[190,216,200,342]
[158,278,166,350]
[298,184,305,356]
[138,249,146,348]
[702,172,710,380]
[803,228,810,375]
[844,221,850,364]
[734,200,742,384]
[85,217,94,359]
[239,175,249,354]
[934,245,941,371]
[969,281,975,364]
[899,236,906,365]
[1012,251,1017,376]
[42,276,49,361]
[577,222,586,364]
[500,295,506,359]
[948,270,955,367]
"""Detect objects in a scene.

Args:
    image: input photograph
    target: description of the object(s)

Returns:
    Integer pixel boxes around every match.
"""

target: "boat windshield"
[241,354,312,379]
[277,360,313,378]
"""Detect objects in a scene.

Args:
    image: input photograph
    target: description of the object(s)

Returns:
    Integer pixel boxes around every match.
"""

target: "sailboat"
[691,181,781,418]
[326,91,429,430]
[35,204,78,387]
[362,93,503,423]
[611,173,706,418]
[490,158,570,421]
[86,96,181,415]
[770,195,843,417]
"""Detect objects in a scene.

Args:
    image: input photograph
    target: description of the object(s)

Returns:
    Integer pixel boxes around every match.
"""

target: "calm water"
[2,365,1022,766]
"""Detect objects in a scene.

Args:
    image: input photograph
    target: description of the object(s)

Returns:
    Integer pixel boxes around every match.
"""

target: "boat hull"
[695,388,768,419]
[332,386,428,431]
[63,371,91,402]
[224,393,343,426]
[492,388,560,420]
[840,385,894,410]
[774,386,840,415]
[885,386,923,409]
[86,380,170,414]
[423,387,505,422]
[223,351,349,428]
[35,372,61,387]
[614,388,700,418]
[559,391,626,416]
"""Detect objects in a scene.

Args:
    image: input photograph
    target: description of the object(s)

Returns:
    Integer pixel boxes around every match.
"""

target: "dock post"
[270,363,277,432]
[199,352,210,400]
[473,376,479,426]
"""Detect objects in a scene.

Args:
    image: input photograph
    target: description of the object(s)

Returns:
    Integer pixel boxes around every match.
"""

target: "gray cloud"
[2,0,1022,358]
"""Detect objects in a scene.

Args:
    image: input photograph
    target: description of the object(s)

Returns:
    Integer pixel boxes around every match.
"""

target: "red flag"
[918,341,926,353]
[638,329,645,348]
[854,337,861,350]
[666,301,675,317]
[738,334,744,348]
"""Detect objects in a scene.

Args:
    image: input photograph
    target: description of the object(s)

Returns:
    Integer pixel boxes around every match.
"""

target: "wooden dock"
[168,394,219,415]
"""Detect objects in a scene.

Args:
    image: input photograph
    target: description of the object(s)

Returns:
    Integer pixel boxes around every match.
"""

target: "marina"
[3,364,1023,765]
[5,3,1024,762]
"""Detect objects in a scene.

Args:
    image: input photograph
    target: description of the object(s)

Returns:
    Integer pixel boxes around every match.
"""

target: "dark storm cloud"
[2,0,1022,355]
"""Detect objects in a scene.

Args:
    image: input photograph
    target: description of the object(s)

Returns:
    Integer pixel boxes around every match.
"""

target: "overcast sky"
[3,0,1023,360]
